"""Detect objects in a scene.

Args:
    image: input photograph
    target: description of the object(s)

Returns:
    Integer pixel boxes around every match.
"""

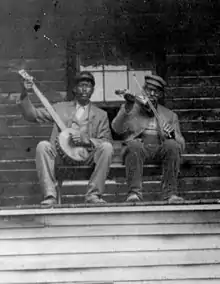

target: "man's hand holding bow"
[162,122,176,140]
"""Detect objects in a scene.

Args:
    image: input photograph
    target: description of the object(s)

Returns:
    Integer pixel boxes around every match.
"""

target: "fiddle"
[115,74,175,140]
[115,89,149,106]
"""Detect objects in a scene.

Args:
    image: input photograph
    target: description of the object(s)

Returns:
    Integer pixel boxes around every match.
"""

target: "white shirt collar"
[76,102,89,110]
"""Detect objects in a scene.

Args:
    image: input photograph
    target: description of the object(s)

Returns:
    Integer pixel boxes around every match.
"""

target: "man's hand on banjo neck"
[20,79,33,100]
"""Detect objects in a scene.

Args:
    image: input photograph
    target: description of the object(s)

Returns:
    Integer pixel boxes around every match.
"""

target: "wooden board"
[167,54,220,76]
[0,163,219,183]
[1,234,220,256]
[1,223,220,239]
[0,265,220,283]
[1,191,220,207]
[0,69,65,82]
[166,86,220,98]
[0,81,66,93]
[0,58,66,70]
[117,281,220,284]
[0,249,220,270]
[1,176,220,198]
[168,76,220,87]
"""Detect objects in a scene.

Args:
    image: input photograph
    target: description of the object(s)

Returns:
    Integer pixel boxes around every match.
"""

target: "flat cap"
[144,74,166,90]
[75,71,95,87]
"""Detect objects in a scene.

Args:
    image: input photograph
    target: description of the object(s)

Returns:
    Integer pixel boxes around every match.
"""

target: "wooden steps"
[0,85,220,206]
[0,30,219,209]
[0,153,220,206]
[0,205,220,283]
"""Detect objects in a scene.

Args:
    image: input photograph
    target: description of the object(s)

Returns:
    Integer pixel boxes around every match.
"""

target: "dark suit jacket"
[112,102,185,153]
[19,97,112,148]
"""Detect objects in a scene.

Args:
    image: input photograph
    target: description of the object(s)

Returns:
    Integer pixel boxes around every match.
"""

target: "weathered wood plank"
[168,64,220,77]
[167,86,220,98]
[167,54,220,65]
[0,58,66,70]
[0,249,220,270]
[0,92,66,105]
[167,42,220,54]
[0,163,219,183]
[1,235,220,256]
[167,55,220,76]
[1,222,220,239]
[0,81,66,93]
[0,264,220,283]
[47,191,220,204]
[118,280,220,284]
[165,98,220,109]
[0,215,45,229]
[168,76,220,87]
[1,190,220,207]
[0,69,65,82]
[1,177,220,199]
[0,39,66,60]
[34,210,220,226]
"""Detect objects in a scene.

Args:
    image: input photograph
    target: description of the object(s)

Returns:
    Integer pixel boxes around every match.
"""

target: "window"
[78,42,155,102]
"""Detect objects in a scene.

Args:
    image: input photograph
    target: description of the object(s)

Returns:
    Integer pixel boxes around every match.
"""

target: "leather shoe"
[85,195,107,204]
[168,195,185,204]
[126,193,142,203]
[41,196,57,206]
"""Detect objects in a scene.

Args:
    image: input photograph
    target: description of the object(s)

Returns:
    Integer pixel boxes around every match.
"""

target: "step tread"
[1,203,220,215]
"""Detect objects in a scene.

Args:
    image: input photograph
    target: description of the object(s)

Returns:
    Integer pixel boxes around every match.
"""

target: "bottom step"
[1,177,220,207]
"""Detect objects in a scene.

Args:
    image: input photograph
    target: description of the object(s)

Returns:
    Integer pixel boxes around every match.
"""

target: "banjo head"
[57,128,90,163]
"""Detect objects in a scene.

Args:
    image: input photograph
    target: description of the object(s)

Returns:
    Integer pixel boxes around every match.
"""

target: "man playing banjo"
[19,71,113,205]
[112,73,185,204]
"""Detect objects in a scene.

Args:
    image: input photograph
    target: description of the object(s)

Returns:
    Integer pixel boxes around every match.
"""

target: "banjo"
[18,69,90,165]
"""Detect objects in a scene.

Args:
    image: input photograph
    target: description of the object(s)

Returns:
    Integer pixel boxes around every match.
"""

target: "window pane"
[104,69,128,101]
[80,65,103,72]
[90,71,104,102]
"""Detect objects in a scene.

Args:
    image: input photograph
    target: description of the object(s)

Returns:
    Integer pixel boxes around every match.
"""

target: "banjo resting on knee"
[18,69,90,165]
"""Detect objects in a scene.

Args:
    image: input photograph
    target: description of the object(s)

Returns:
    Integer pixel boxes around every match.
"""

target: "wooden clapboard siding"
[0,206,220,283]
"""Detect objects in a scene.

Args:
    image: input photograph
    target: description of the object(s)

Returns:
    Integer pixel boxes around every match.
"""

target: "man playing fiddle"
[112,73,185,204]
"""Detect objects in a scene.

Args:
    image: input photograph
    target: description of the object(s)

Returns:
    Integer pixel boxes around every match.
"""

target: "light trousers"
[35,141,113,199]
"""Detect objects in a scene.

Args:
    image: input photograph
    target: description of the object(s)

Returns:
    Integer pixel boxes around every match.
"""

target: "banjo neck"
[18,69,66,131]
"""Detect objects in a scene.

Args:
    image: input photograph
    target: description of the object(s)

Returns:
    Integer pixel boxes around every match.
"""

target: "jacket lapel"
[67,101,77,128]
[88,103,96,137]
